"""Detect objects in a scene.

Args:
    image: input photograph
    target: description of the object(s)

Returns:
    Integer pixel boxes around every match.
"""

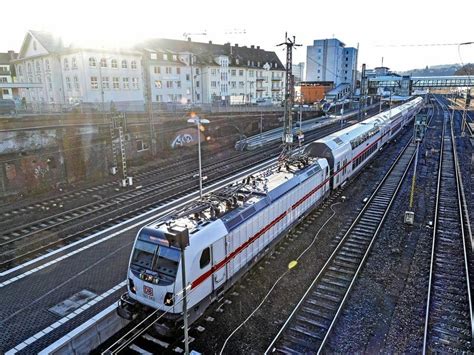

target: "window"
[249,70,254,77]
[18,65,23,75]
[102,76,110,89]
[176,81,181,88]
[195,68,200,75]
[45,60,50,71]
[165,67,171,74]
[66,77,71,90]
[89,57,96,67]
[196,93,200,100]
[122,60,128,69]
[211,81,216,88]
[150,53,157,60]
[2,89,9,95]
[36,61,41,72]
[100,58,107,68]
[196,81,200,88]
[136,139,149,151]
[173,55,177,61]
[236,59,239,65]
[231,69,236,76]
[156,94,163,102]
[122,77,130,89]
[155,80,162,88]
[27,63,32,74]
[176,67,181,74]
[132,77,139,89]
[186,74,190,81]
[71,57,77,69]
[154,66,161,74]
[131,61,137,69]
[239,69,243,76]
[47,76,52,89]
[90,76,98,89]
[111,59,118,69]
[239,81,244,88]
[63,58,69,70]
[231,81,236,88]
[74,76,79,90]
[199,248,210,268]
[211,68,216,75]
[166,80,173,88]
[113,77,120,89]
[163,54,168,60]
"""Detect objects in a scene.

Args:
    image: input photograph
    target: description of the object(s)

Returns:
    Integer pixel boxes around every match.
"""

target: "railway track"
[265,132,421,354]
[422,101,473,353]
[0,120,359,270]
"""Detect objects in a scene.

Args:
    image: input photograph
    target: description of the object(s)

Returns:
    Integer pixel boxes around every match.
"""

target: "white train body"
[304,97,423,189]
[118,97,424,333]
[119,156,331,332]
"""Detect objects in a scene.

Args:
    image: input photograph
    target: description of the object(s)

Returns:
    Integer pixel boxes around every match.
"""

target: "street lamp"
[163,225,190,355]
[187,114,210,199]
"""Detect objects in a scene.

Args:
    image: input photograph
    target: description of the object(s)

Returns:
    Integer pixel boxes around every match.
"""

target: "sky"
[1,0,473,72]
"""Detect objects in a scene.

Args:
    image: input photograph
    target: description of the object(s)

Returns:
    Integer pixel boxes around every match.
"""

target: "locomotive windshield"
[130,239,180,284]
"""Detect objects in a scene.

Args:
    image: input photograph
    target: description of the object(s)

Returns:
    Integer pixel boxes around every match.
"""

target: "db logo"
[143,285,154,297]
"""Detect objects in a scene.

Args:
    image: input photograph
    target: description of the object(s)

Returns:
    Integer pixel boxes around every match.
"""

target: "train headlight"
[128,278,136,294]
[164,292,174,306]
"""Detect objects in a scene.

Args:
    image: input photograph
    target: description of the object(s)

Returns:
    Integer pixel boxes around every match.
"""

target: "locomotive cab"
[118,226,183,332]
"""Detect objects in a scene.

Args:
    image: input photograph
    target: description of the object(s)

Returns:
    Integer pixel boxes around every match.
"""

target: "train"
[117,96,424,335]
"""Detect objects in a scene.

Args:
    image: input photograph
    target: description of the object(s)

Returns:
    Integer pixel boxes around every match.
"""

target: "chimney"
[8,50,15,60]
[187,37,191,42]
[208,40,212,44]
[251,45,255,49]
[257,46,260,49]
[235,43,238,47]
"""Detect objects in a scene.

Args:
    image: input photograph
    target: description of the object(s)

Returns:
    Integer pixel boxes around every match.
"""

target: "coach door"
[211,238,227,291]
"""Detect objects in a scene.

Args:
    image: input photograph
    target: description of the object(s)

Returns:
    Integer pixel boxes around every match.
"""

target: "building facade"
[0,51,17,99]
[11,31,285,110]
[12,31,144,110]
[292,62,305,84]
[306,38,357,90]
[138,39,286,105]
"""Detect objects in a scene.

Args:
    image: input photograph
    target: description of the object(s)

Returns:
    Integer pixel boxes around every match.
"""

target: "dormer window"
[150,53,157,60]
[163,54,168,60]
[236,59,239,65]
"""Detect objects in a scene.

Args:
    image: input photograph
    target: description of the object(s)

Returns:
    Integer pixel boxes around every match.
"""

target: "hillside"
[397,64,463,76]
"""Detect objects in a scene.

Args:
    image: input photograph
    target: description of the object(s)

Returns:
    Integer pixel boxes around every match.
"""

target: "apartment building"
[306,38,357,90]
[0,51,17,99]
[11,31,286,110]
[12,30,144,110]
[138,38,286,105]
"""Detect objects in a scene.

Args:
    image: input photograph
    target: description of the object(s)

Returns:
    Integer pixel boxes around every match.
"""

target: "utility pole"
[277,33,301,158]
[462,88,471,136]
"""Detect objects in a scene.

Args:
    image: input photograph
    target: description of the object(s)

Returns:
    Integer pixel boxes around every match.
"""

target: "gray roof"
[0,53,12,64]
[137,38,285,70]
[29,30,64,53]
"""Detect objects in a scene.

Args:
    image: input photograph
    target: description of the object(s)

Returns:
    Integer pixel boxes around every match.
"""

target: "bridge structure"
[368,75,474,92]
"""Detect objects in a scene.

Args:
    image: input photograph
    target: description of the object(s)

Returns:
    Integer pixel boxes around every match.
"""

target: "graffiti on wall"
[170,128,204,149]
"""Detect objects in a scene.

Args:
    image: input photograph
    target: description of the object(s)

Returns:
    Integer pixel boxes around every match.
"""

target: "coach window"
[200,247,210,268]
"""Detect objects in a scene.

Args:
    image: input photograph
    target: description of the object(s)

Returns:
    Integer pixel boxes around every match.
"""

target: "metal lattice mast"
[277,33,301,157]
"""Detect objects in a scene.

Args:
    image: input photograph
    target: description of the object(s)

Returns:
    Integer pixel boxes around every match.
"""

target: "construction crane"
[182,32,207,41]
